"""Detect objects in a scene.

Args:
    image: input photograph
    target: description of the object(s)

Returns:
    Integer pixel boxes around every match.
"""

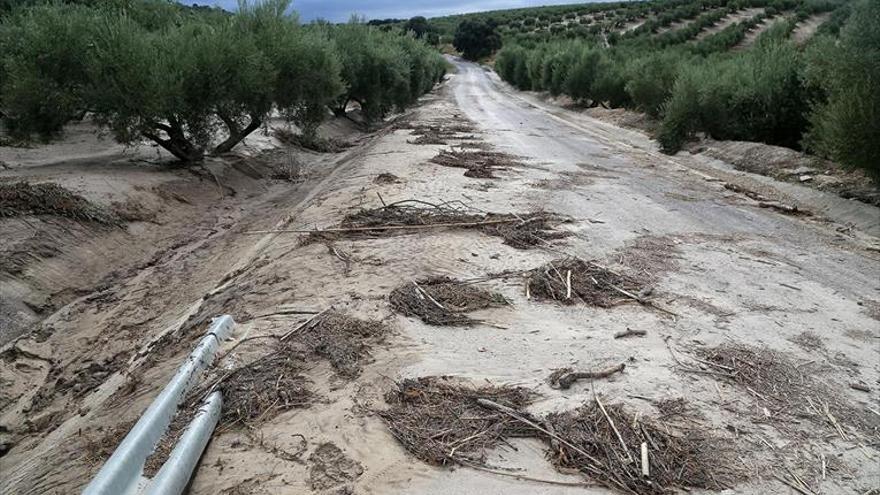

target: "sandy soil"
[1,60,878,495]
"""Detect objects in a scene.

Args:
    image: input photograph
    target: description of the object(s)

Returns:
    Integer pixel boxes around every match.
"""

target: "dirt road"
[1,59,877,494]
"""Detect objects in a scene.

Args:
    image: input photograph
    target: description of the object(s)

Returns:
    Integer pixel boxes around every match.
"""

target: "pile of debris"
[217,344,313,428]
[389,277,507,326]
[274,128,350,153]
[308,201,568,249]
[380,377,736,494]
[400,121,478,145]
[692,343,879,435]
[379,376,537,465]
[287,311,389,378]
[374,173,402,184]
[547,399,733,494]
[429,149,523,178]
[525,258,644,307]
[0,181,120,224]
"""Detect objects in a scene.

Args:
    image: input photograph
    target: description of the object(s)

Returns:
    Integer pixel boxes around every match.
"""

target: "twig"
[457,459,595,488]
[241,218,517,235]
[596,395,634,464]
[412,280,446,310]
[822,401,848,440]
[551,363,626,390]
[252,309,321,319]
[774,475,815,495]
[280,308,330,342]
[850,382,871,393]
[614,328,646,339]
[475,398,606,469]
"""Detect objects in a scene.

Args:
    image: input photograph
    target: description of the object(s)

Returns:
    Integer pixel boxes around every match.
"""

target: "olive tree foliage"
[0,3,96,139]
[0,0,343,162]
[330,20,446,122]
[804,0,880,177]
[453,19,502,61]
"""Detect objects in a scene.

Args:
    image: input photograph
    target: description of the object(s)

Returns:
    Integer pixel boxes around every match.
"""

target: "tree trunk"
[213,113,261,155]
[331,98,349,117]
[143,121,204,162]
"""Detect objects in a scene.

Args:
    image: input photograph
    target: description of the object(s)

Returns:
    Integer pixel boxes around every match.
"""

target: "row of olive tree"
[331,20,447,121]
[0,0,446,162]
[495,0,877,177]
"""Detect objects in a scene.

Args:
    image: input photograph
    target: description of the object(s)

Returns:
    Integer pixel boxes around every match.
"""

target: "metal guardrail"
[82,315,235,495]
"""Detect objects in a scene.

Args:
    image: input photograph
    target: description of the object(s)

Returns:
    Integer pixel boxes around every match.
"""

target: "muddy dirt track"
[0,59,878,494]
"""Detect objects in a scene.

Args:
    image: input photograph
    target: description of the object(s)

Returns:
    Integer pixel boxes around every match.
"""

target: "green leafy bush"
[0,3,97,140]
[804,0,880,176]
[330,21,445,122]
[625,51,687,117]
[658,41,807,152]
[453,19,502,60]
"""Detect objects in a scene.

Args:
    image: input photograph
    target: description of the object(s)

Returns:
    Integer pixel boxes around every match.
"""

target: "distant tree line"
[0,0,447,162]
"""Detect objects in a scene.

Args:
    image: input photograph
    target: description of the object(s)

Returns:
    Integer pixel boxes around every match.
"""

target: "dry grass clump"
[0,181,119,224]
[274,127,350,152]
[82,419,137,468]
[481,212,569,248]
[400,121,478,145]
[389,277,508,326]
[788,331,825,352]
[373,172,401,184]
[693,343,879,435]
[291,311,388,378]
[547,400,734,494]
[379,376,537,465]
[429,149,522,178]
[612,235,681,285]
[308,201,567,249]
[218,344,313,428]
[526,258,643,307]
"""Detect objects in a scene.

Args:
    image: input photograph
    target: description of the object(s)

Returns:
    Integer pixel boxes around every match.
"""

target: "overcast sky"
[179,1,601,22]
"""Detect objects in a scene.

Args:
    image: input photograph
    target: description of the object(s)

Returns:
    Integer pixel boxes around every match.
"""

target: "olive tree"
[0,3,96,140]
[1,0,342,162]
[804,0,880,177]
[330,22,412,121]
[453,19,502,61]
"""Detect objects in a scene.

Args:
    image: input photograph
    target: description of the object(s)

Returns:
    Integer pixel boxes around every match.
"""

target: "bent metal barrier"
[82,315,235,495]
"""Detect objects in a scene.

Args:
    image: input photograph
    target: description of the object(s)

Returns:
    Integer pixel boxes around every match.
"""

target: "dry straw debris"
[217,344,313,428]
[547,399,735,495]
[389,277,508,326]
[0,181,120,224]
[399,120,478,145]
[429,149,523,178]
[308,200,567,249]
[373,172,401,184]
[379,376,537,465]
[526,258,643,307]
[691,343,880,436]
[290,311,388,378]
[380,377,736,495]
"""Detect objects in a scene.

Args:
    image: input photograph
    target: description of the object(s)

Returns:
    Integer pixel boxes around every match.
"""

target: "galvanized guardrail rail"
[82,315,235,495]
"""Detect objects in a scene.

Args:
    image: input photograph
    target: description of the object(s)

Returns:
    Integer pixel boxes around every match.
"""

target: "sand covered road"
[1,60,878,494]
